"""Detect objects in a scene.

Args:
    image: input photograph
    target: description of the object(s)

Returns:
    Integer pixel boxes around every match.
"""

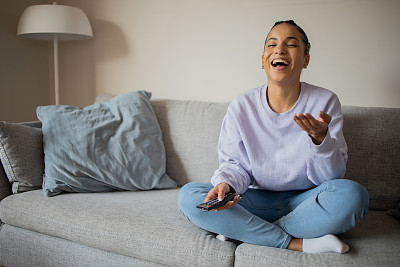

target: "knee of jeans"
[178,182,204,201]
[178,184,192,219]
[178,182,207,216]
[178,183,194,209]
[333,179,369,219]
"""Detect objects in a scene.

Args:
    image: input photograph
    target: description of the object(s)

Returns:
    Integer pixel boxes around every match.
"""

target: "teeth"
[272,59,289,66]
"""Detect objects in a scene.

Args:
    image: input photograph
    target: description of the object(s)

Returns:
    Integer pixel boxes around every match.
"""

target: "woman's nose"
[275,45,286,54]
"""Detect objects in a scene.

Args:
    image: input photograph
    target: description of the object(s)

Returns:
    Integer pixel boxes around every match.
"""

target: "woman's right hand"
[204,183,241,211]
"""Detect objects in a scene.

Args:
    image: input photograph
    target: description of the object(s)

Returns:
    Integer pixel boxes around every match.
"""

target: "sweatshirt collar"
[260,82,308,119]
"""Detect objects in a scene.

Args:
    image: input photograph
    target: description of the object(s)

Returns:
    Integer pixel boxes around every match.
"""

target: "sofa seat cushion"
[0,189,236,266]
[0,224,166,267]
[234,210,400,267]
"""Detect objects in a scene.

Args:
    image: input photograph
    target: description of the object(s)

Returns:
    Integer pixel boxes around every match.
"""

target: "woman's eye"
[267,44,276,47]
[288,44,297,47]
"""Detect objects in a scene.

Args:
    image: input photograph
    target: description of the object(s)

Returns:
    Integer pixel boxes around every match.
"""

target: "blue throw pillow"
[37,91,176,196]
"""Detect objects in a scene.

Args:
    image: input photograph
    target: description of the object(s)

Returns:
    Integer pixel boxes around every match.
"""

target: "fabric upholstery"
[0,165,11,202]
[37,91,176,196]
[234,211,400,267]
[0,122,43,193]
[342,106,400,210]
[387,202,400,220]
[151,99,229,186]
[0,189,236,266]
[0,224,165,267]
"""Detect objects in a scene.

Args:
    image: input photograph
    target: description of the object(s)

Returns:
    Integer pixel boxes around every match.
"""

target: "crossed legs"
[178,179,369,253]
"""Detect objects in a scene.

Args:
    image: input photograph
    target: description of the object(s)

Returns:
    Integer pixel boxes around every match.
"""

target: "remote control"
[196,193,238,211]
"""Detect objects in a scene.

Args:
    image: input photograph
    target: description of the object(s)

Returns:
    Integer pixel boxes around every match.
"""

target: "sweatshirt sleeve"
[211,105,253,194]
[306,95,348,185]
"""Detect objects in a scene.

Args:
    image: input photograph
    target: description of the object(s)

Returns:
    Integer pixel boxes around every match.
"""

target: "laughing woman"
[178,20,369,253]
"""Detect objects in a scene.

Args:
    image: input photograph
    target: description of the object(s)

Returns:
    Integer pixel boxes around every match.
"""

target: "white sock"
[216,234,229,242]
[302,235,349,254]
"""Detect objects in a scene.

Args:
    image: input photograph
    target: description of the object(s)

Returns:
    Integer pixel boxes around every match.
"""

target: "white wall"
[39,0,400,108]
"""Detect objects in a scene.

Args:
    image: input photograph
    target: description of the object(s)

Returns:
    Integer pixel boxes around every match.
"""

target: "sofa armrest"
[18,121,42,128]
[0,163,12,201]
[0,121,42,201]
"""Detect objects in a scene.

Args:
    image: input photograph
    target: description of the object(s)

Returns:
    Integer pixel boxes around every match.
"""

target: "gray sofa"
[0,98,399,267]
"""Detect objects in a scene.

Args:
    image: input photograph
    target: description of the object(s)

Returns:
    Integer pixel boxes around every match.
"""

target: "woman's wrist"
[309,133,325,145]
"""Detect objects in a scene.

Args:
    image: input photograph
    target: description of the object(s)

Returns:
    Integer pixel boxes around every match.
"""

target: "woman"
[178,20,369,253]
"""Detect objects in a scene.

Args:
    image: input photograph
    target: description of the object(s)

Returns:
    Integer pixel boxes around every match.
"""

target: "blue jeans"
[178,179,369,248]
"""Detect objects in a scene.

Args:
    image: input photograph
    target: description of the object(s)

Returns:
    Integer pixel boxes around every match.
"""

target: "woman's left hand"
[293,111,331,145]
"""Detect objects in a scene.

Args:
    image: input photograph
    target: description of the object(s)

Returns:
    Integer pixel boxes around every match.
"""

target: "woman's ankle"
[287,238,303,252]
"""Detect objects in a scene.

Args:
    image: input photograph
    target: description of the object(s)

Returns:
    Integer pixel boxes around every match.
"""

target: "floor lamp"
[17,3,93,105]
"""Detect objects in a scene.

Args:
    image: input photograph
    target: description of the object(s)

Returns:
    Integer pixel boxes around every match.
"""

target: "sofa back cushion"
[151,99,229,186]
[342,106,400,211]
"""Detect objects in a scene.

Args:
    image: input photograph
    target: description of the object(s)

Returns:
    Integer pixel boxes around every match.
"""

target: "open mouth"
[271,59,290,68]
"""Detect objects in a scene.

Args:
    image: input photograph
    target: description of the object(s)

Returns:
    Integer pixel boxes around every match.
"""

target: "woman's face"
[262,23,310,86]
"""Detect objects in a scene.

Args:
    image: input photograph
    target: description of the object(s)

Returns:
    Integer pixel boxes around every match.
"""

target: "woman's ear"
[303,54,310,69]
[261,55,265,69]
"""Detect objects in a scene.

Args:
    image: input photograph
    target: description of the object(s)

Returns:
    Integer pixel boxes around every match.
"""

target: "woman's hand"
[293,111,331,145]
[204,183,241,211]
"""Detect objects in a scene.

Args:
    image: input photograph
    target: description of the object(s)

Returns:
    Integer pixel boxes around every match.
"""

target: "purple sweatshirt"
[211,82,348,194]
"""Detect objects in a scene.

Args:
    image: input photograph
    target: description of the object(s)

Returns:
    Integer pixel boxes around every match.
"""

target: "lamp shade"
[17,4,93,40]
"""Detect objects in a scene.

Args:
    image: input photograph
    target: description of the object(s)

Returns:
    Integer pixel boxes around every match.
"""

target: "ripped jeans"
[178,179,369,248]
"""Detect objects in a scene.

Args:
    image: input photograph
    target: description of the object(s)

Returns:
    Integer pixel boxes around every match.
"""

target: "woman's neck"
[267,82,301,113]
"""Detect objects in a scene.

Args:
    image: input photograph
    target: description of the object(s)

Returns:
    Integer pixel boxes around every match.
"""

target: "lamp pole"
[53,2,60,105]
[54,33,59,105]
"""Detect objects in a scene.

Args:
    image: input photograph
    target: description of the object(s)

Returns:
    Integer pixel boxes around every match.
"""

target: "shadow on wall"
[93,19,129,62]
[61,19,128,107]
[0,0,51,122]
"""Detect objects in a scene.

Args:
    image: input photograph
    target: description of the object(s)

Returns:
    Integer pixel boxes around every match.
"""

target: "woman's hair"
[265,20,311,55]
